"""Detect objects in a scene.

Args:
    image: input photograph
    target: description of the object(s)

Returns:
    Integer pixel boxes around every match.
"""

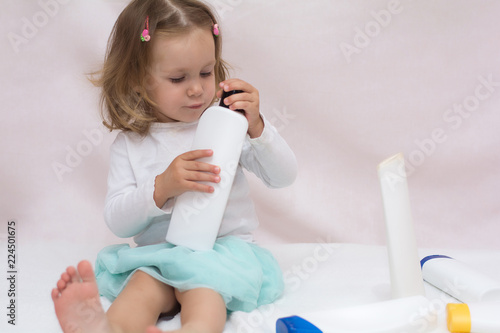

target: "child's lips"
[187,103,204,109]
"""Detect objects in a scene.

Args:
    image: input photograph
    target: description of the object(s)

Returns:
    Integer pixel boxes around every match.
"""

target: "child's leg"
[176,288,226,332]
[148,288,226,333]
[52,261,179,333]
[106,270,179,332]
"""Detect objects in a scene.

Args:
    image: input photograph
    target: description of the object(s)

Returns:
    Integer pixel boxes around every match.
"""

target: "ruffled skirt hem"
[95,236,284,313]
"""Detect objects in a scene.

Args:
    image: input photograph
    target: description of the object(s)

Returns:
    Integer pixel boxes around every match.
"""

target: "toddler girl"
[51,0,297,332]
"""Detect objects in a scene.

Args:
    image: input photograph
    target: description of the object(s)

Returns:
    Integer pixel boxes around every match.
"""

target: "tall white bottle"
[166,91,248,251]
[378,153,425,299]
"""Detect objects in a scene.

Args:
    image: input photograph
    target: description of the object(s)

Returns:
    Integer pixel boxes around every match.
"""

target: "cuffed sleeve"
[240,115,298,188]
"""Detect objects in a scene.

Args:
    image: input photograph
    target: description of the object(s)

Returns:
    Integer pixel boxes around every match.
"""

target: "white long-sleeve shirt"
[104,116,297,246]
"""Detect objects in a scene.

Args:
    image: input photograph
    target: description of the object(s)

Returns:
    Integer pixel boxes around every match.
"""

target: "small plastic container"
[166,91,248,251]
[447,302,500,333]
[421,255,500,303]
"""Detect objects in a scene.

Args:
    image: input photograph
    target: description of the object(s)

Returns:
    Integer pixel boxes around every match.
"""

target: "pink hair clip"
[213,23,219,36]
[141,16,151,42]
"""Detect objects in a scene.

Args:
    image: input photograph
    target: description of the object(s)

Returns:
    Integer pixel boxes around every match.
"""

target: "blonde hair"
[91,0,230,135]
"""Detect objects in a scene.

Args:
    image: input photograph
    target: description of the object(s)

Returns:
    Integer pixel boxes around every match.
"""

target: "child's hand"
[217,79,264,138]
[154,149,221,208]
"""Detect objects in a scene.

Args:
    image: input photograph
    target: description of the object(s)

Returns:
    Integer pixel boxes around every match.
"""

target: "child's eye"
[201,71,213,78]
[170,77,185,83]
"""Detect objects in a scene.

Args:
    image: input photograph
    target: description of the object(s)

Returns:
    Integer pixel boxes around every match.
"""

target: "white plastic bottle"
[421,255,500,303]
[166,91,248,251]
[278,295,437,333]
[447,302,500,333]
[377,153,425,299]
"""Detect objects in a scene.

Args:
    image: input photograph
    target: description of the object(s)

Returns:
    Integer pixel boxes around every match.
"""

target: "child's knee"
[126,271,177,313]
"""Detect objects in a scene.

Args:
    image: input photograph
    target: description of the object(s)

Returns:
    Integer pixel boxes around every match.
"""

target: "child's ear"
[142,72,159,92]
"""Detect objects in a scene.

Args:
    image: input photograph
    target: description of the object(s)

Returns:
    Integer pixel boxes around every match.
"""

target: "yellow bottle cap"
[446,303,471,333]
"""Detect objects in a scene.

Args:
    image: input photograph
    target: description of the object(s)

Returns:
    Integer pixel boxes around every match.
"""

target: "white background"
[1,0,499,261]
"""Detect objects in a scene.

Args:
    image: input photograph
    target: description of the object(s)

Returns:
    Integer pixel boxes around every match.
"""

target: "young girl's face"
[147,28,216,123]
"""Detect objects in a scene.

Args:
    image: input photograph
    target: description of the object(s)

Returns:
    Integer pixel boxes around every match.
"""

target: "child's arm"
[218,79,297,188]
[104,134,161,238]
[240,116,297,188]
[104,134,220,238]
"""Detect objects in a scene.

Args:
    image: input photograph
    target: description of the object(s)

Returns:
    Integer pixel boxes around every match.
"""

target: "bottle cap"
[420,254,453,269]
[219,90,244,113]
[276,316,323,333]
[446,303,471,333]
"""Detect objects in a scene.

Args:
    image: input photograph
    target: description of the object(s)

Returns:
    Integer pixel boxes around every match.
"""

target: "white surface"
[1,0,499,250]
[1,241,500,332]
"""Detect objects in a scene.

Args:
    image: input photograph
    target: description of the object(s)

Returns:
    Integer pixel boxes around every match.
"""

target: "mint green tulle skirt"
[94,236,284,313]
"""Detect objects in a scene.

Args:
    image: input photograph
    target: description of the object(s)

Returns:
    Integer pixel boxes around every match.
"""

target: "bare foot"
[51,260,111,333]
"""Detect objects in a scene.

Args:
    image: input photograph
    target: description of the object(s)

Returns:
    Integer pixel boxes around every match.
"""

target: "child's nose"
[187,79,203,97]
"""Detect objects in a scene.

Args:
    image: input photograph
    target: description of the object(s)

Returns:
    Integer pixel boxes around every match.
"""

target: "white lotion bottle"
[377,153,425,299]
[166,90,248,251]
[287,295,437,333]
[421,255,500,303]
